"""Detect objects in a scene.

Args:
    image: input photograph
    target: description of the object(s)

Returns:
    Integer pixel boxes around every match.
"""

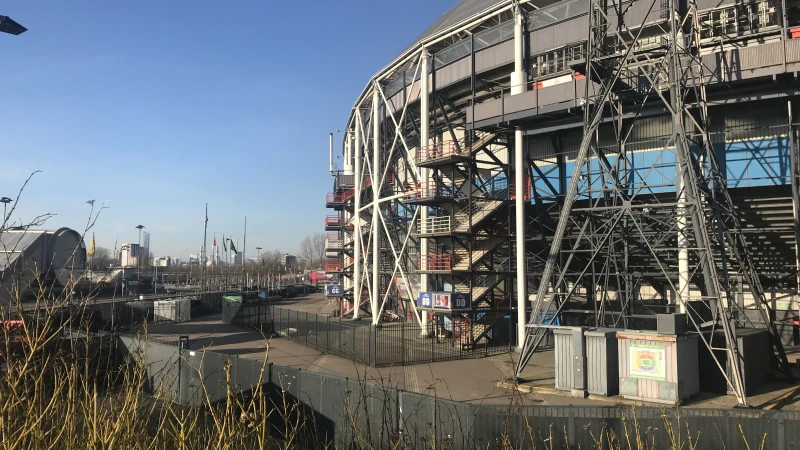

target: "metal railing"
[324,261,343,272]
[271,307,514,366]
[324,216,342,228]
[325,239,343,250]
[417,216,452,235]
[403,181,459,200]
[418,254,452,271]
[417,140,466,163]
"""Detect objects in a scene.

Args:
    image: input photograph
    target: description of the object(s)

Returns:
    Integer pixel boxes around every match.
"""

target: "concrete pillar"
[353,114,362,319]
[372,84,381,323]
[512,7,528,348]
[420,50,430,334]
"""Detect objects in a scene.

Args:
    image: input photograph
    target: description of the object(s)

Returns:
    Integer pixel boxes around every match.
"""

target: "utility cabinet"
[585,329,620,396]
[617,331,699,405]
[553,327,587,397]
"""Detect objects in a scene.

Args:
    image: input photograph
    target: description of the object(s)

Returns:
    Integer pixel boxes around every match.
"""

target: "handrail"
[417,216,452,235]
[324,216,342,227]
[403,181,460,200]
[418,254,452,271]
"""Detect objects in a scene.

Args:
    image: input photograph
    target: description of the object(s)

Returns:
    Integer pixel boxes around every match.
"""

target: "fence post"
[777,412,785,449]
[568,407,576,449]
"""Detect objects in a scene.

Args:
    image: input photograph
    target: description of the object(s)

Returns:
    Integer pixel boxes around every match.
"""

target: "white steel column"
[420,50,430,334]
[677,163,689,313]
[372,84,381,322]
[512,6,528,348]
[353,114,362,320]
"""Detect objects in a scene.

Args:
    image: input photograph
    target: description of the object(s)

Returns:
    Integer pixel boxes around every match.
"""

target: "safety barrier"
[418,254,452,271]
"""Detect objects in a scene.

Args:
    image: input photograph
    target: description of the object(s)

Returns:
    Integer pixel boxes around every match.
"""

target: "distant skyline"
[0,0,454,259]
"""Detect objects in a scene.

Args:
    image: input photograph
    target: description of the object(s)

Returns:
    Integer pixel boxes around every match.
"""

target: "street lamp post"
[135,225,145,292]
[0,197,11,226]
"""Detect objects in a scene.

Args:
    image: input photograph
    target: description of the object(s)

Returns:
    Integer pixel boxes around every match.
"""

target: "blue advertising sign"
[451,293,471,310]
[326,284,343,296]
[418,292,433,308]
[418,292,470,309]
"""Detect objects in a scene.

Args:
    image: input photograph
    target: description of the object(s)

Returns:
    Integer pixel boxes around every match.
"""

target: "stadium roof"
[400,0,507,55]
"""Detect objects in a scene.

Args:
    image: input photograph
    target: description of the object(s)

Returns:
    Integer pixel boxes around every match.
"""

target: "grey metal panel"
[554,328,576,390]
[505,89,537,114]
[585,329,619,396]
[529,16,589,55]
[697,0,760,10]
[787,39,800,63]
[472,98,503,122]
[435,56,471,88]
[529,137,555,158]
[530,24,555,54]
[625,0,669,27]
[739,41,784,71]
[538,80,576,106]
[676,335,700,399]
[475,39,514,72]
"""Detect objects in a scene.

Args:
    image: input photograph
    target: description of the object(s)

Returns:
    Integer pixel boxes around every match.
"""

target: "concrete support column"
[372,84,381,324]
[353,114,362,320]
[420,50,431,333]
[510,9,527,96]
[512,7,528,348]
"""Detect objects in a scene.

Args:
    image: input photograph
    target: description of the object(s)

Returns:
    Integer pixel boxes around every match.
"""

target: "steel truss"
[515,0,793,405]
[324,46,518,349]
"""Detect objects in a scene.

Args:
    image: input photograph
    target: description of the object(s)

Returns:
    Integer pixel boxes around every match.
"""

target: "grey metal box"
[585,328,620,396]
[554,327,586,391]
[657,313,687,335]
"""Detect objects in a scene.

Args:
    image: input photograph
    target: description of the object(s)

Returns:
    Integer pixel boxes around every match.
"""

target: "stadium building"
[324,0,800,404]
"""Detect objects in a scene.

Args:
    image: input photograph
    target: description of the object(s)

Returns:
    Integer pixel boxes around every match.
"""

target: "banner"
[418,292,433,308]
[629,343,666,381]
[326,284,343,296]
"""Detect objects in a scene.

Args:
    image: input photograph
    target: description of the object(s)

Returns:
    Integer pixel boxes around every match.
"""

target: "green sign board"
[222,295,242,303]
[629,343,666,381]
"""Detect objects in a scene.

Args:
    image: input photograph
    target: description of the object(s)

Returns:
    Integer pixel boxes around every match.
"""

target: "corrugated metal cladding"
[435,56,471,88]
[585,330,620,396]
[528,137,555,158]
[606,0,669,29]
[723,100,788,140]
[696,0,760,10]
[554,328,576,390]
[528,15,589,54]
[474,39,514,73]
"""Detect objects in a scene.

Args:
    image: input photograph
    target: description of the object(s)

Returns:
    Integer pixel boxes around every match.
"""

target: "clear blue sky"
[1,0,452,258]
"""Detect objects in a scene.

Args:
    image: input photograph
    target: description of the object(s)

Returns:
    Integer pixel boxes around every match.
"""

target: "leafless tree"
[312,233,326,269]
[300,236,314,268]
[87,246,113,270]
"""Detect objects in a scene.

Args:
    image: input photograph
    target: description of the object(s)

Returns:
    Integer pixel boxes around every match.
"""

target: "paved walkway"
[143,293,800,410]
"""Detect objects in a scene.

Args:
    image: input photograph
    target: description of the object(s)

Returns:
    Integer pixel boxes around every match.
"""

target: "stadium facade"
[324,0,800,404]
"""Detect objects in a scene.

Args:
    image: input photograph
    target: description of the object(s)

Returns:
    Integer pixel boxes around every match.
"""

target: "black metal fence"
[123,337,800,450]
[272,307,515,366]
[16,292,227,332]
[222,301,273,333]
